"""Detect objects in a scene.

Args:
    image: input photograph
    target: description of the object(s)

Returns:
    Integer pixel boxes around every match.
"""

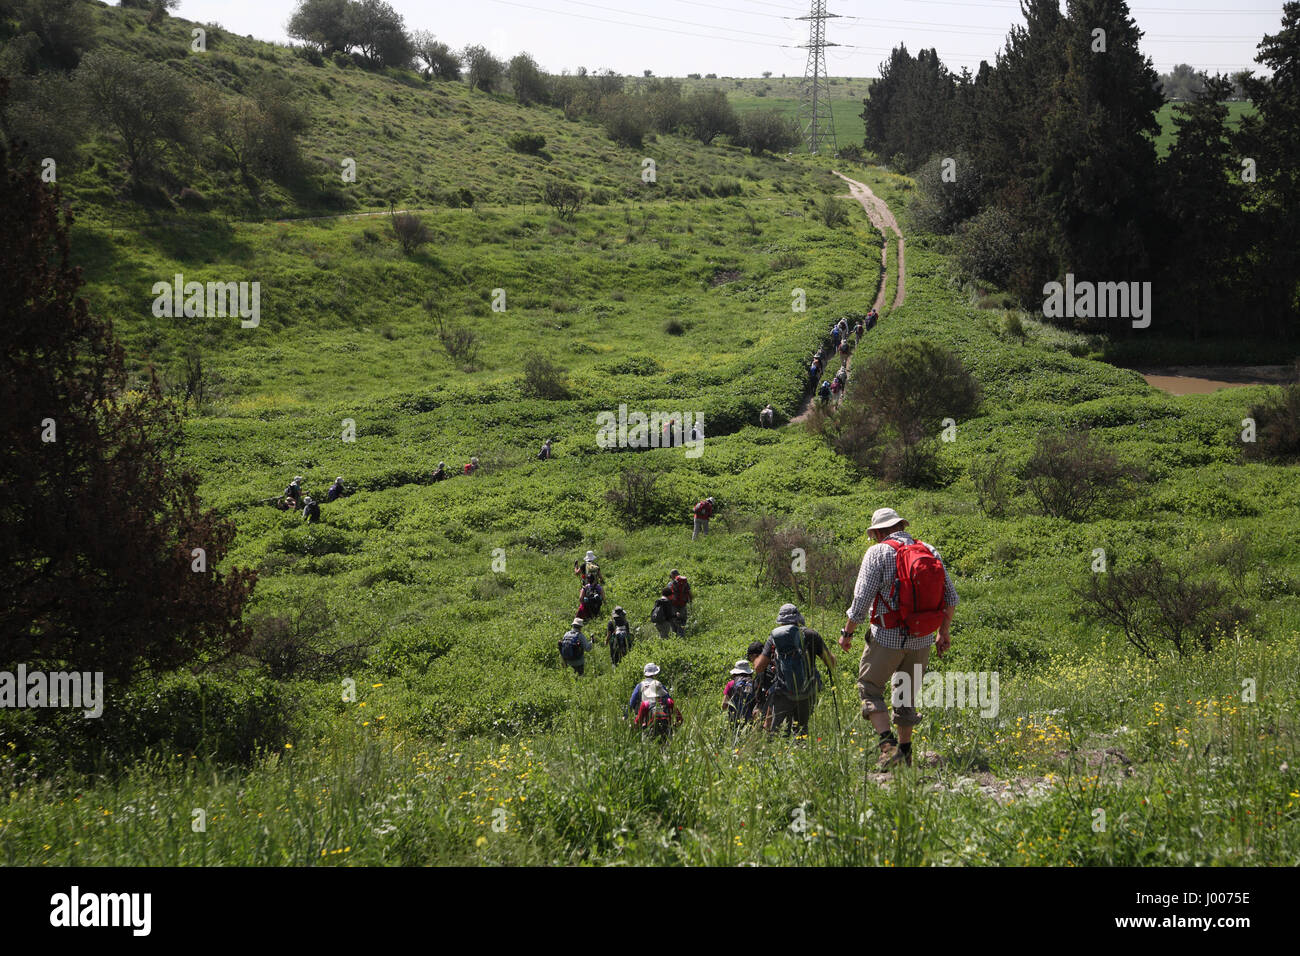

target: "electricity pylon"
[797,0,839,155]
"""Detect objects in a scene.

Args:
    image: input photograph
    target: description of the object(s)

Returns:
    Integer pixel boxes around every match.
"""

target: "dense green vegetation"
[2,2,1298,867]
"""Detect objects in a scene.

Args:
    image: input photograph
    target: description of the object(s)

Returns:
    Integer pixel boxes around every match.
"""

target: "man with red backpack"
[839,508,959,770]
[668,569,692,631]
[692,496,715,540]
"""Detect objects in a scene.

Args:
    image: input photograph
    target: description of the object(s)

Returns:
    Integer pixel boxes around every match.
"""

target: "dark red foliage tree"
[0,113,256,686]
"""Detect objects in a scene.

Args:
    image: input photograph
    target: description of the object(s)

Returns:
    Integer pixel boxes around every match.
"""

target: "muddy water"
[1138,365,1296,395]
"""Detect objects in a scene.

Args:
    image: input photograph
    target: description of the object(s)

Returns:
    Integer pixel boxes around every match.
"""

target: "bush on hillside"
[733,109,801,156]
[1023,429,1142,522]
[752,516,857,610]
[520,354,570,400]
[1072,556,1252,660]
[390,209,431,254]
[909,149,984,235]
[507,132,547,155]
[818,195,850,228]
[541,179,583,220]
[600,93,649,148]
[605,466,672,527]
[1242,375,1300,463]
[970,451,1018,518]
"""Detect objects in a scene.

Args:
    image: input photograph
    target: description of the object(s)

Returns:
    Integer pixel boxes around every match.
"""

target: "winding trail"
[788,170,906,424]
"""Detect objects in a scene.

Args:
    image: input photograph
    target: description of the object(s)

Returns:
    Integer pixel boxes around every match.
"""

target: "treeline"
[285,0,799,154]
[0,0,309,206]
[863,0,1300,344]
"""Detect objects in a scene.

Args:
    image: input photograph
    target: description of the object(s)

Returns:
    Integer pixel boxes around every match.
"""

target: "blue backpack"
[728,674,757,722]
[769,625,815,701]
[559,629,584,661]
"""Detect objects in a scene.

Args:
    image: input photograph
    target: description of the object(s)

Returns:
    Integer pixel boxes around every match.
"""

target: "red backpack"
[871,539,948,636]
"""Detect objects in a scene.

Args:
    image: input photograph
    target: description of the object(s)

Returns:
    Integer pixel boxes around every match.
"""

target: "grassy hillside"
[2,6,1298,866]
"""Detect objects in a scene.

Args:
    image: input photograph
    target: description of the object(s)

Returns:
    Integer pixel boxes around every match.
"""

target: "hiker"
[668,569,692,631]
[690,421,703,444]
[463,457,480,475]
[283,476,304,507]
[538,439,552,461]
[692,496,715,540]
[575,550,604,588]
[650,586,677,639]
[301,495,321,524]
[830,324,842,350]
[866,308,879,331]
[432,461,448,482]
[752,604,836,737]
[759,404,775,428]
[830,376,843,403]
[818,380,832,404]
[839,507,958,770]
[810,357,822,383]
[628,663,682,739]
[606,606,632,667]
[723,660,759,725]
[838,337,852,364]
[325,476,345,502]
[559,617,594,676]
[854,320,864,344]
[577,578,605,621]
[662,418,678,448]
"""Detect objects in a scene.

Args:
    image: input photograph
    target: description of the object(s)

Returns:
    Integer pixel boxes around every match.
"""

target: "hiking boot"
[877,741,911,771]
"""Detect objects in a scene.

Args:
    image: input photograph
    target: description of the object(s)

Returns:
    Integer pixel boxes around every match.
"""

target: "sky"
[175,0,1288,79]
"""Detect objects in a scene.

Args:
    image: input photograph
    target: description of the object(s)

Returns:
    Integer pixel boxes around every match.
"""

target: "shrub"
[970,451,1017,518]
[1242,376,1300,462]
[733,109,801,156]
[520,354,570,400]
[295,44,325,66]
[605,466,671,527]
[600,93,649,148]
[909,149,983,234]
[246,594,370,679]
[823,339,980,486]
[1072,557,1251,660]
[1023,430,1141,521]
[752,516,857,610]
[818,195,850,227]
[507,132,547,155]
[663,318,685,335]
[425,302,480,369]
[390,210,431,255]
[541,179,584,220]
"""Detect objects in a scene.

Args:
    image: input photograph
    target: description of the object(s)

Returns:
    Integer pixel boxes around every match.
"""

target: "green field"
[2,9,1299,867]
[1153,99,1256,156]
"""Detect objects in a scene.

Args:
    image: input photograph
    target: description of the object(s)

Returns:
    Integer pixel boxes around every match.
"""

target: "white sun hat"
[868,507,908,531]
[643,663,660,677]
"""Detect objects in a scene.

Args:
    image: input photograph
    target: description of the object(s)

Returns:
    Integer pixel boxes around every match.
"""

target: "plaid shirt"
[845,531,959,650]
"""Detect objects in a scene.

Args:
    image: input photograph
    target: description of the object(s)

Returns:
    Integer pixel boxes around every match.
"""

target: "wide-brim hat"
[585,551,597,562]
[868,507,908,531]
[643,663,660,677]
[571,617,585,628]
[776,603,805,626]
[731,660,753,676]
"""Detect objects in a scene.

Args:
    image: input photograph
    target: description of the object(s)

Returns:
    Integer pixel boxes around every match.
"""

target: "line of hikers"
[272,475,347,522]
[559,507,960,769]
[560,562,697,673]
[810,310,876,407]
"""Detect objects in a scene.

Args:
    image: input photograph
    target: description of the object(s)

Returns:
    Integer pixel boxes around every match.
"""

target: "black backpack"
[769,625,815,701]
[728,674,757,722]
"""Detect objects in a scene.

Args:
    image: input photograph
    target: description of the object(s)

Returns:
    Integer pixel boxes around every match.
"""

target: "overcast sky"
[176,0,1286,78]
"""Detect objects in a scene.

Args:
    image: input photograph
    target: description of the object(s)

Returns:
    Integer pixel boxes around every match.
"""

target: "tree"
[541,179,583,219]
[682,88,737,144]
[733,109,800,156]
[389,209,431,254]
[206,80,310,192]
[347,0,412,68]
[463,44,504,92]
[18,0,97,69]
[1158,63,1208,101]
[0,71,88,167]
[1156,75,1248,338]
[76,50,194,188]
[1238,2,1300,340]
[508,52,549,105]
[599,93,649,148]
[411,31,461,80]
[0,141,256,685]
[642,77,684,134]
[286,0,353,54]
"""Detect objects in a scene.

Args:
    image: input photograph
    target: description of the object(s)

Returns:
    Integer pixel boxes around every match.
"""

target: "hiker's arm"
[841,549,881,650]
[820,647,837,671]
[753,653,770,675]
[936,565,959,656]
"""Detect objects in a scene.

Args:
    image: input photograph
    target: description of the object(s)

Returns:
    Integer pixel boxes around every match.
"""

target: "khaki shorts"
[857,639,932,728]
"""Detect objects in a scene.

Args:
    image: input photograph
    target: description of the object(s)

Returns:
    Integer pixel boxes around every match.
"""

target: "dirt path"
[834,169,905,310]
[787,171,906,425]
[273,209,414,225]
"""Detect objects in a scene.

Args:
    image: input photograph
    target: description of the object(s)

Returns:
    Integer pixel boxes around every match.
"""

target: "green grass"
[1153,100,1255,157]
[3,7,1299,866]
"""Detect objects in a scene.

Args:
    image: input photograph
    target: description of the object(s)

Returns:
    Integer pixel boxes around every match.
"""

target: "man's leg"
[692,517,701,540]
[892,645,933,754]
[858,639,908,767]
